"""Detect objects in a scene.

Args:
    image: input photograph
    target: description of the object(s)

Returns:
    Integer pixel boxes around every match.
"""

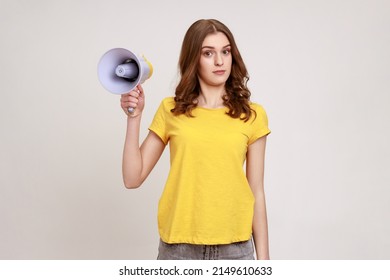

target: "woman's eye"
[203,51,213,57]
[223,49,231,55]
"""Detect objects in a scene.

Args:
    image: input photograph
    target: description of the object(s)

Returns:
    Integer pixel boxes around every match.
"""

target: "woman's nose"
[215,53,224,66]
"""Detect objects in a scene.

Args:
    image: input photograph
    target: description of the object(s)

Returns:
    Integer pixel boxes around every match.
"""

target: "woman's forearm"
[252,190,270,260]
[122,114,143,188]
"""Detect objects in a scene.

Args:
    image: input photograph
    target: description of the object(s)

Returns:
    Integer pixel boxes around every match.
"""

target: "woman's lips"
[213,70,226,75]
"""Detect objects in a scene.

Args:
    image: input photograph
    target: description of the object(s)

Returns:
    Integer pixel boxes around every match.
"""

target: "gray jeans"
[157,239,255,260]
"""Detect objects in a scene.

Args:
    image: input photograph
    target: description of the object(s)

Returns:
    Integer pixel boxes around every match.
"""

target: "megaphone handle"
[127,107,135,114]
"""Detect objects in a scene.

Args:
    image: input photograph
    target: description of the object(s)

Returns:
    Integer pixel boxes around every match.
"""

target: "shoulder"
[154,97,175,114]
[160,97,176,111]
[249,102,266,112]
[249,102,268,120]
[247,102,271,141]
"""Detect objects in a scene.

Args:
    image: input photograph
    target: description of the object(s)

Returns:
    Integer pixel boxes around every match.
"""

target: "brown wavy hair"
[171,19,255,122]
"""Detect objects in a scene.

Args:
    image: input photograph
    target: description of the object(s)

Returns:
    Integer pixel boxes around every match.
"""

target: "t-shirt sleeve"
[148,99,169,145]
[248,103,271,145]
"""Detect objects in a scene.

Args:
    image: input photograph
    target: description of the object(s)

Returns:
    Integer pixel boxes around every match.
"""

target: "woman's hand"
[120,84,145,117]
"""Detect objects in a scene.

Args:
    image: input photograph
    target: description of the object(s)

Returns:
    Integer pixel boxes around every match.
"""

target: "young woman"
[120,19,270,260]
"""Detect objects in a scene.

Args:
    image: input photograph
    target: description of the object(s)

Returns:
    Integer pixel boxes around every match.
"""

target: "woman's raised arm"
[120,85,166,189]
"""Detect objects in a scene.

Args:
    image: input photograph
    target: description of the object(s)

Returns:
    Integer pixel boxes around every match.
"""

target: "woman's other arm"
[246,136,270,259]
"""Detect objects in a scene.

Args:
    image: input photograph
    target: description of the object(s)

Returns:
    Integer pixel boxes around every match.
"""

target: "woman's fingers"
[120,86,144,116]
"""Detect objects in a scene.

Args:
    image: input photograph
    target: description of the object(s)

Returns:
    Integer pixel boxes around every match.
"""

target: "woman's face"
[198,32,232,88]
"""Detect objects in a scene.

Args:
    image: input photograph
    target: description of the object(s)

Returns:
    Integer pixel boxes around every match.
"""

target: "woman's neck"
[197,84,226,109]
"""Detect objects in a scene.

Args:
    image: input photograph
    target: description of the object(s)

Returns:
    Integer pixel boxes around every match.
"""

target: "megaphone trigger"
[127,107,135,114]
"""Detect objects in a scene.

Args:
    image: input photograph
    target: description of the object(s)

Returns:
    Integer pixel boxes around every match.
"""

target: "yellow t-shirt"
[149,97,270,245]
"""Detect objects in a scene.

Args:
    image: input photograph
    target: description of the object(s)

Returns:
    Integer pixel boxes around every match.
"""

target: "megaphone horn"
[97,48,153,113]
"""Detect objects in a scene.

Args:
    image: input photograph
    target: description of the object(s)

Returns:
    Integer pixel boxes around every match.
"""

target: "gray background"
[1,0,389,259]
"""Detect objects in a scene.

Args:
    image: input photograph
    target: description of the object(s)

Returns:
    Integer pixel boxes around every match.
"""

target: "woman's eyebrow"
[201,44,231,49]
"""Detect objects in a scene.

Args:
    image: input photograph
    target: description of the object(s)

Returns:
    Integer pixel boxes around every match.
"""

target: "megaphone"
[97,48,153,113]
